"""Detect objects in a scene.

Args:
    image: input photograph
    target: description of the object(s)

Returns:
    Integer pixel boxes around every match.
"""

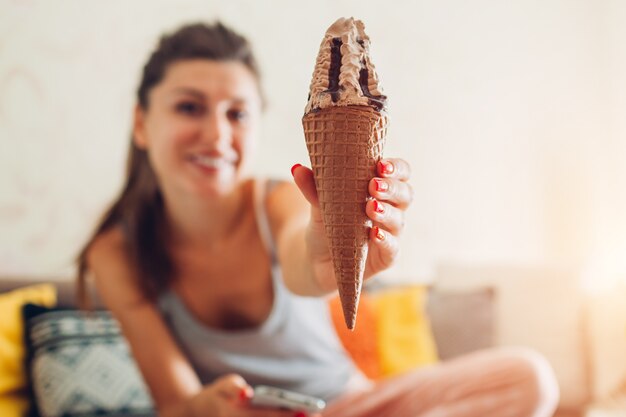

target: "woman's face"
[134,59,262,199]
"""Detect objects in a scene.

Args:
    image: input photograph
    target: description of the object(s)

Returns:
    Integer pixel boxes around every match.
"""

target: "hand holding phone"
[250,385,326,413]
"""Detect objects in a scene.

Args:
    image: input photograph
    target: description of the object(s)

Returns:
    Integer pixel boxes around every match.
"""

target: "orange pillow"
[329,293,382,379]
[329,285,438,379]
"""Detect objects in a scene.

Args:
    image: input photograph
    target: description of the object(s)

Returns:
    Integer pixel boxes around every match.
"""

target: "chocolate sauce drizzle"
[359,63,387,111]
[327,38,343,103]
[323,37,387,111]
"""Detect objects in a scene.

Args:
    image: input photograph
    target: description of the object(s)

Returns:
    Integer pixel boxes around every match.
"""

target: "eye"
[176,101,204,116]
[227,108,249,123]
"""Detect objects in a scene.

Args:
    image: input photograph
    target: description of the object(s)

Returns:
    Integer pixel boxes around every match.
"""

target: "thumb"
[213,373,252,401]
[291,164,319,208]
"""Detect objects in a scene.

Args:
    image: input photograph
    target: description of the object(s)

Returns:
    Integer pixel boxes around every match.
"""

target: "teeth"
[191,155,233,169]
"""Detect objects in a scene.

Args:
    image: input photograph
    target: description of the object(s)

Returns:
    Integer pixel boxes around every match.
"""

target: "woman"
[78,22,559,417]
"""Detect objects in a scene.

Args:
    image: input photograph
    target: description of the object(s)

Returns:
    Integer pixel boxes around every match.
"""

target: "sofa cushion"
[427,287,495,360]
[373,286,439,375]
[23,304,154,417]
[329,291,382,379]
[0,284,56,396]
[0,393,30,417]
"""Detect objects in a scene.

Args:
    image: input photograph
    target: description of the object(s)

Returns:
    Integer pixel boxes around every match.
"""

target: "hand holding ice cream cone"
[291,158,412,328]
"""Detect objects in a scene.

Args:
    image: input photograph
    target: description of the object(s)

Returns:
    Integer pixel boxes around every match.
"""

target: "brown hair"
[76,22,263,308]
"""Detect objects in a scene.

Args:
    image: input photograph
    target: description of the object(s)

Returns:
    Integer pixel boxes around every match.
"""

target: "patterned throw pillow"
[22,304,155,417]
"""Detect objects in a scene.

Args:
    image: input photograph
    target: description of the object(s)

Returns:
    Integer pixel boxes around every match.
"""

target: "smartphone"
[250,385,326,413]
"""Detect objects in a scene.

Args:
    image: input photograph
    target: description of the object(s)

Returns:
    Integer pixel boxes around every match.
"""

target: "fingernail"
[378,160,395,175]
[294,412,307,417]
[291,163,302,177]
[239,388,250,402]
[373,200,385,214]
[374,179,389,192]
[373,226,385,241]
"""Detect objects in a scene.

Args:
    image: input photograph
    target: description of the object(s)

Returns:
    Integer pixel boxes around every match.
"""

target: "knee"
[501,348,560,417]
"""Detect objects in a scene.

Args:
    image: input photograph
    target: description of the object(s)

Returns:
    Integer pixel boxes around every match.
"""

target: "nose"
[202,108,232,149]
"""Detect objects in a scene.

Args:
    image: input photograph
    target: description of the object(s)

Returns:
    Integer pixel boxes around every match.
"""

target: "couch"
[0,276,496,417]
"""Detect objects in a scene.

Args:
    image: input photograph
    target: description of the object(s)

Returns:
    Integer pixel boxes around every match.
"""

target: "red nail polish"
[291,163,302,176]
[374,179,389,192]
[294,412,307,417]
[373,226,385,241]
[373,200,384,214]
[378,160,394,175]
[239,388,249,402]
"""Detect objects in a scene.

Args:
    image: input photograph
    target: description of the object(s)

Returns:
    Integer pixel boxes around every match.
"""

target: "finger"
[377,158,411,181]
[291,164,319,208]
[368,226,400,270]
[369,178,414,209]
[214,374,252,401]
[366,199,404,236]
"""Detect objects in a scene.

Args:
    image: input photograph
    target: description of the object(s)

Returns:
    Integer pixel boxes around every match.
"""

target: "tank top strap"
[253,178,284,265]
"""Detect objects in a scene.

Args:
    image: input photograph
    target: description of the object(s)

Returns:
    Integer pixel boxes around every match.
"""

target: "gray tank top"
[157,179,360,401]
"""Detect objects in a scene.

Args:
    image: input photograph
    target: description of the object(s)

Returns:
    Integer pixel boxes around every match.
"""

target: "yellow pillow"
[0,393,30,417]
[0,284,57,395]
[372,286,438,377]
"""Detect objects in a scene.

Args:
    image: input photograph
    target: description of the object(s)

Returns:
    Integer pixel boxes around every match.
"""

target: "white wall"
[0,0,623,282]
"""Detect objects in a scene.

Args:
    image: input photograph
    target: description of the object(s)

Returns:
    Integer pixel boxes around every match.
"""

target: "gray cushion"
[427,287,496,360]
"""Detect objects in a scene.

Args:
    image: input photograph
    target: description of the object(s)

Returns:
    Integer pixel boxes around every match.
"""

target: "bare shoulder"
[86,226,129,276]
[87,226,126,262]
[86,227,147,312]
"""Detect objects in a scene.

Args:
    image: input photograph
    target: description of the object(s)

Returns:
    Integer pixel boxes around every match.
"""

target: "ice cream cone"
[303,105,387,329]
[302,17,388,329]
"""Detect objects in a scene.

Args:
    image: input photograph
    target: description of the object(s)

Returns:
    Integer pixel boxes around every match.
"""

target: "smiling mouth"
[188,154,237,170]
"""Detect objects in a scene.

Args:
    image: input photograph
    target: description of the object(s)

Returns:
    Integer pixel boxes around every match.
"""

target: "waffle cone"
[302,105,387,330]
